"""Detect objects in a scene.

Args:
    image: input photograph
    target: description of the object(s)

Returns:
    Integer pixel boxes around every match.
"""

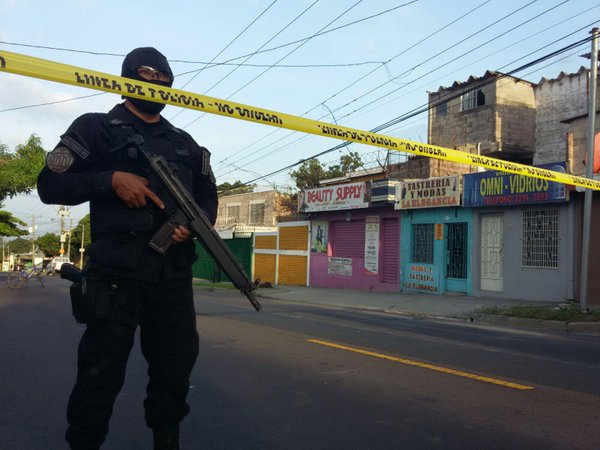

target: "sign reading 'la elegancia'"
[395,176,461,210]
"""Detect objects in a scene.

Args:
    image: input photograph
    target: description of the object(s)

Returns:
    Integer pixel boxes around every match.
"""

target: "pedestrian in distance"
[37,47,218,450]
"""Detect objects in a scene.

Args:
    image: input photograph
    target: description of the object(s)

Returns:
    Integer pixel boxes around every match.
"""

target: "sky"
[1,0,599,236]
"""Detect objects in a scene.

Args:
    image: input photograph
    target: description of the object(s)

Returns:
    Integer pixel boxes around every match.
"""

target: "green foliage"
[0,210,27,237]
[478,304,600,322]
[0,134,47,205]
[69,214,91,252]
[6,237,32,254]
[37,232,62,256]
[290,158,328,190]
[0,135,47,237]
[217,180,255,196]
[326,151,364,179]
[290,152,364,190]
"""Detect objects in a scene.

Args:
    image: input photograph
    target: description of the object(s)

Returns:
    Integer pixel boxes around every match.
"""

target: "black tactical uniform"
[37,48,217,450]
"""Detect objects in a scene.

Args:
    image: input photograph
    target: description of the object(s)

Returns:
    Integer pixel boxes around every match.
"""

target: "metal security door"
[445,223,468,292]
[480,215,503,292]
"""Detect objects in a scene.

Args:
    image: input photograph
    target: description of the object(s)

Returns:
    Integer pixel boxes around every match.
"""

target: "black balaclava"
[121,47,174,115]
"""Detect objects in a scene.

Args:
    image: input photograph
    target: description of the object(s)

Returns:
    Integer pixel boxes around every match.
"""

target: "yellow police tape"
[1,49,599,191]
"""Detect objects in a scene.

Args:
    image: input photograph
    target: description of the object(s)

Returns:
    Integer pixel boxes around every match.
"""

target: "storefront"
[463,164,574,302]
[397,175,472,295]
[300,181,400,292]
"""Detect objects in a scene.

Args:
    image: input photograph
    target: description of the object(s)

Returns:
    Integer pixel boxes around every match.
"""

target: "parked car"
[46,257,71,275]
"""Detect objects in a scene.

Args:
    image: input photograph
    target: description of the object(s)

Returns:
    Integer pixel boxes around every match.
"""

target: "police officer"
[37,47,218,450]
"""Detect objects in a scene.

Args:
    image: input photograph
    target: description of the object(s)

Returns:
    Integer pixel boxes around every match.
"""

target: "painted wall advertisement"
[299,182,369,212]
[328,257,353,276]
[311,221,329,253]
[395,176,461,209]
[462,162,567,207]
[364,216,380,275]
[403,264,439,292]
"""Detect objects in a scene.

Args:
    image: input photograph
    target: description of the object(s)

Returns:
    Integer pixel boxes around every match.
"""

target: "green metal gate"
[192,237,253,282]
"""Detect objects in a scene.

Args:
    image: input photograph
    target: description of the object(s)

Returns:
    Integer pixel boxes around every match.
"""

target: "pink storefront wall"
[310,253,398,291]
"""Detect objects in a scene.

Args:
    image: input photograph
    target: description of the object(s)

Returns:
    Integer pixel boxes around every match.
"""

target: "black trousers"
[65,276,199,449]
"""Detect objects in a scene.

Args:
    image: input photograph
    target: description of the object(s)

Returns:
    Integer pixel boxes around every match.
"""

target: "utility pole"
[29,214,37,267]
[79,224,85,269]
[58,206,69,256]
[580,27,599,313]
[67,218,73,261]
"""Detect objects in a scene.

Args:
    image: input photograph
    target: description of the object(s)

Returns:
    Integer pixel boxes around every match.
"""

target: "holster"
[69,271,113,325]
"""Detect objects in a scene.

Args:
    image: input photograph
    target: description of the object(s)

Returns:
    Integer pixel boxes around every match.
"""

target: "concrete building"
[429,71,537,162]
[215,190,289,236]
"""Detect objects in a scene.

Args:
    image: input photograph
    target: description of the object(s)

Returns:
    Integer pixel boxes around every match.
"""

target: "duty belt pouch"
[70,281,87,324]
[70,272,112,324]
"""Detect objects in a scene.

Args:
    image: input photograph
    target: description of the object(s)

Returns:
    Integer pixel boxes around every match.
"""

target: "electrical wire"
[168,0,279,122]
[216,0,583,177]
[214,0,495,170]
[180,0,369,130]
[234,35,594,187]
[174,1,419,68]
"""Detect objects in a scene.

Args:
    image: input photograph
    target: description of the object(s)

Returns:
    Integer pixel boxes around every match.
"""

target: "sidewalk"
[252,284,600,336]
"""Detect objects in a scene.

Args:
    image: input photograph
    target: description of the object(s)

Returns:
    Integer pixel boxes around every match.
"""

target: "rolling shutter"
[331,220,365,258]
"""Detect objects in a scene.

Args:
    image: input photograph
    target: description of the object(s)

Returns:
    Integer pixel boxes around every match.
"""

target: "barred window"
[226,205,240,223]
[522,209,559,268]
[411,224,434,264]
[461,89,485,111]
[249,202,265,225]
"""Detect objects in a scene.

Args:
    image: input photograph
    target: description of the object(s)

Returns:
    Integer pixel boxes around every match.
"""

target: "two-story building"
[215,189,286,236]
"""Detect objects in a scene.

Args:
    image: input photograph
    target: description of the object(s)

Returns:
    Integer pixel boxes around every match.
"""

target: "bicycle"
[7,267,46,289]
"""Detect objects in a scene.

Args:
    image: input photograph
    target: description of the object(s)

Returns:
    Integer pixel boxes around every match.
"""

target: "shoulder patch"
[60,135,90,159]
[46,146,75,173]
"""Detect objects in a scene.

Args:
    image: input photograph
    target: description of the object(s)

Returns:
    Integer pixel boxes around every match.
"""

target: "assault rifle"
[127,135,262,312]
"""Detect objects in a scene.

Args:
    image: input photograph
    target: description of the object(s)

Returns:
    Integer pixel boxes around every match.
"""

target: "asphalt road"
[1,274,599,449]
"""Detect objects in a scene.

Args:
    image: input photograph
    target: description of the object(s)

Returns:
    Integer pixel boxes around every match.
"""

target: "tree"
[0,135,47,237]
[69,214,92,259]
[217,180,255,196]
[289,152,364,190]
[37,232,61,257]
[289,158,328,190]
[0,210,27,237]
[6,237,31,254]
[326,151,364,179]
[0,134,46,204]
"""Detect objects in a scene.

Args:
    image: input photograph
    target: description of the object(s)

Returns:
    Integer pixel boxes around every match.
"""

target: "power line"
[348,13,600,130]
[174,1,419,68]
[234,35,593,187]
[0,92,106,114]
[214,0,494,170]
[177,0,323,129]
[168,0,279,122]
[217,0,581,176]
[181,0,367,130]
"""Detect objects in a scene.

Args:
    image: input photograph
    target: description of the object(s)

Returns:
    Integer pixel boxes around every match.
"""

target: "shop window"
[522,209,559,269]
[460,89,485,111]
[411,224,434,264]
[249,202,265,225]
